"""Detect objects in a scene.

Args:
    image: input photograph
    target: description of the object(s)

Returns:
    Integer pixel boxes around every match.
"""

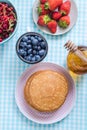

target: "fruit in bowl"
[37,0,71,33]
[0,1,17,44]
[16,32,48,64]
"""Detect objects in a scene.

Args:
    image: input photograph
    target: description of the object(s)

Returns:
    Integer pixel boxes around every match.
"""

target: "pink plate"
[15,62,76,124]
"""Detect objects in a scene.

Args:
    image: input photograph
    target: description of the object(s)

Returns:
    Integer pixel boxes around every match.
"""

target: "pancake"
[24,71,41,105]
[24,70,68,112]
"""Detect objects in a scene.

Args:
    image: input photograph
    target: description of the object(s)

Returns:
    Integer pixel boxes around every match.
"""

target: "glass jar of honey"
[67,46,87,77]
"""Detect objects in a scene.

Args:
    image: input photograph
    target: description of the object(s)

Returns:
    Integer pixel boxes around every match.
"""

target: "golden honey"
[67,47,87,77]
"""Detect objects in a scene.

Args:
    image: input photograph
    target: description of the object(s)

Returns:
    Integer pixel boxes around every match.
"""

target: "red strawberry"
[37,15,51,26]
[45,0,63,11]
[0,38,3,42]
[38,4,50,15]
[47,20,57,33]
[59,0,71,15]
[52,11,62,21]
[40,0,47,4]
[58,16,70,28]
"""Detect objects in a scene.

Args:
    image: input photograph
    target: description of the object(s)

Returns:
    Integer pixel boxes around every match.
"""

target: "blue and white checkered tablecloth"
[0,0,87,129]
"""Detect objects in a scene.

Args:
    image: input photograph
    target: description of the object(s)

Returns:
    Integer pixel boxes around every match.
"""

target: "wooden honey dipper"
[64,40,87,63]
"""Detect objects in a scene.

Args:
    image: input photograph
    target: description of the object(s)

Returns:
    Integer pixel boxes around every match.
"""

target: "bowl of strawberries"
[33,0,78,35]
[0,0,17,45]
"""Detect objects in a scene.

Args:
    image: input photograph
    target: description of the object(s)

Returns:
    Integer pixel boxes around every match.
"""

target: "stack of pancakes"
[24,70,68,112]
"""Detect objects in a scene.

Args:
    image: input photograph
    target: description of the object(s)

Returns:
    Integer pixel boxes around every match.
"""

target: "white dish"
[33,0,78,35]
[15,62,76,124]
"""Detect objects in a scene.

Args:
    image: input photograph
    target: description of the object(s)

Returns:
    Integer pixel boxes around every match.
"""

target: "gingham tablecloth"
[0,0,87,129]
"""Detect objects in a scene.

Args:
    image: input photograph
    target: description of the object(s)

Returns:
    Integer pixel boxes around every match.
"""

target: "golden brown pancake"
[24,70,68,112]
[24,71,41,106]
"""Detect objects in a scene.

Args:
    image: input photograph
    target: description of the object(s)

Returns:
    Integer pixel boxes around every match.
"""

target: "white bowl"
[33,0,78,35]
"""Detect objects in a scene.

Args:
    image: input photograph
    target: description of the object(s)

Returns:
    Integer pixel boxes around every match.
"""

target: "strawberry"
[44,0,63,11]
[59,0,71,16]
[52,11,62,21]
[0,38,3,42]
[47,20,57,33]
[38,4,50,15]
[58,16,70,28]
[37,15,51,26]
[40,0,47,4]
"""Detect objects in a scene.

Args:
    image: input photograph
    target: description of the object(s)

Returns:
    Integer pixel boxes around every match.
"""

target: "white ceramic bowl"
[33,0,78,35]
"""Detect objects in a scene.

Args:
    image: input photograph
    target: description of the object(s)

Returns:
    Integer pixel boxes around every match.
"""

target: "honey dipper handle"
[75,50,87,63]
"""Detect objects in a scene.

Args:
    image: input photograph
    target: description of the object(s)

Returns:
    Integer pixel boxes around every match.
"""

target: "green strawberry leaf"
[38,7,42,15]
[58,20,68,28]
[44,2,49,10]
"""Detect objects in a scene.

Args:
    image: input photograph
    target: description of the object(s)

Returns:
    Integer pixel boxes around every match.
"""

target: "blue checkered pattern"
[0,0,87,129]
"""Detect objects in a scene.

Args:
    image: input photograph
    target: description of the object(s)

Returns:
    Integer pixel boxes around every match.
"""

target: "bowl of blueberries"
[16,32,48,64]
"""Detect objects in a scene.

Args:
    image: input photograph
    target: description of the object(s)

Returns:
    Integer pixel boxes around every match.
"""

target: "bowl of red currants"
[0,0,17,45]
[16,32,48,64]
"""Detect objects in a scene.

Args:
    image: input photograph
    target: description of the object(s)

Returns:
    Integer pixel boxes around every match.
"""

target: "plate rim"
[32,0,78,35]
[15,62,76,124]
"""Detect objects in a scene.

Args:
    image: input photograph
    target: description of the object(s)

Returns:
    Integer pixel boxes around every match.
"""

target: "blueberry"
[38,37,42,42]
[19,42,24,48]
[23,47,27,51]
[28,56,32,61]
[30,36,34,41]
[33,45,38,50]
[27,49,32,54]
[39,49,45,56]
[24,56,32,61]
[22,36,28,42]
[37,42,41,46]
[28,36,31,40]
[37,46,41,51]
[27,40,31,44]
[41,42,46,49]
[24,56,28,60]
[27,56,32,61]
[35,35,38,39]
[32,39,38,46]
[18,49,27,57]
[31,56,36,62]
[26,44,32,49]
[35,55,41,61]
[33,50,37,55]
[19,42,27,48]
[29,54,33,57]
